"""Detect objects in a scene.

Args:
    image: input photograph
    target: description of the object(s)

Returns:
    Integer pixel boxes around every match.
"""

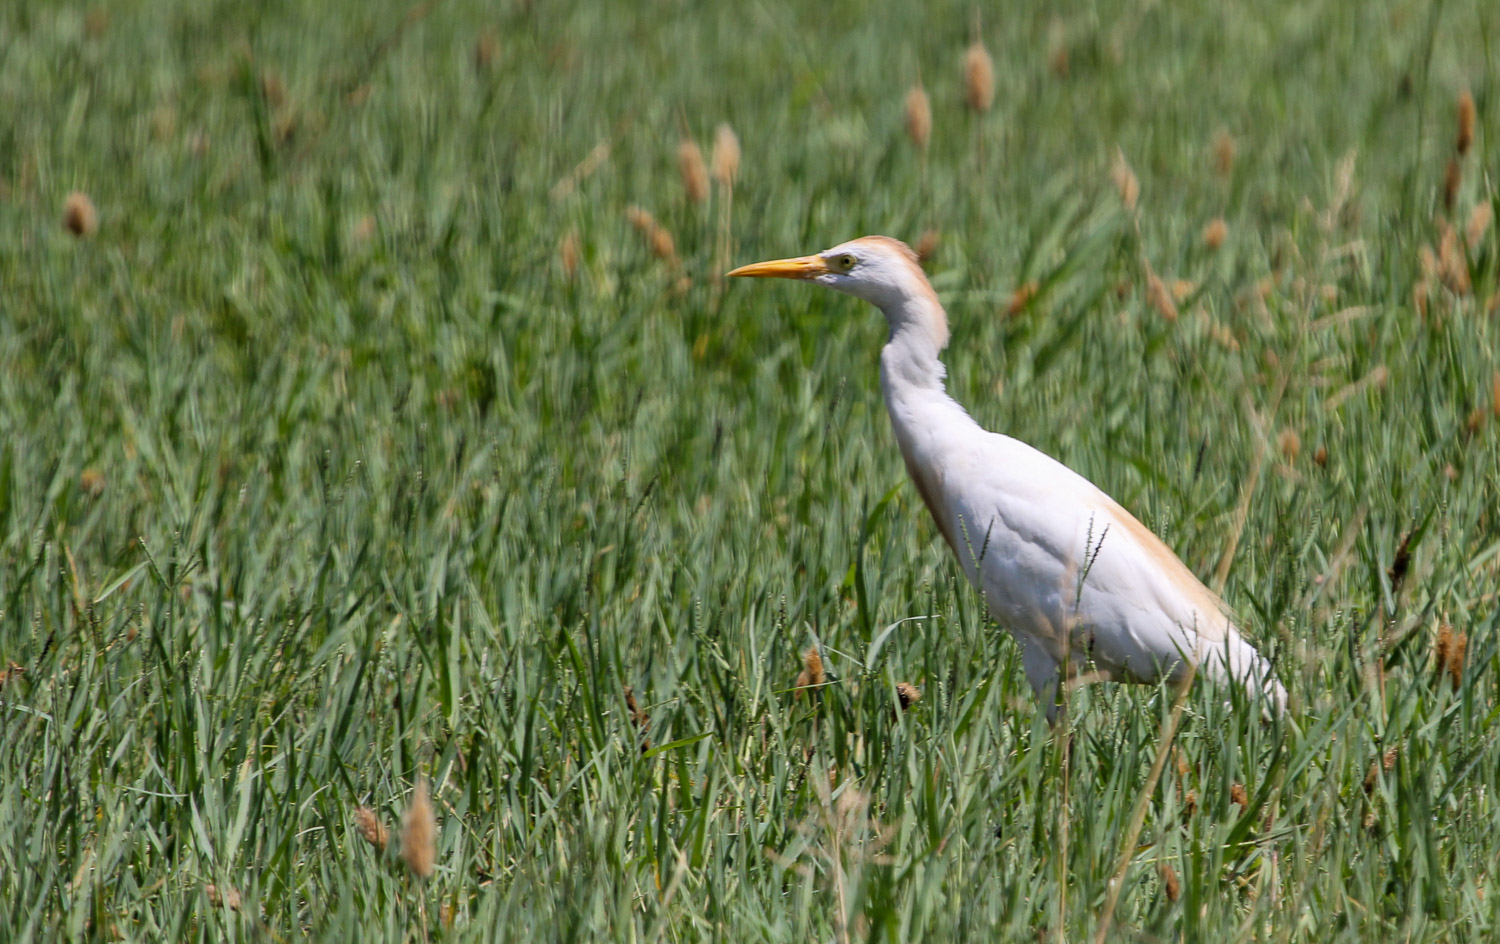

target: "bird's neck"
[878,292,981,468]
[877,294,977,559]
[877,292,951,395]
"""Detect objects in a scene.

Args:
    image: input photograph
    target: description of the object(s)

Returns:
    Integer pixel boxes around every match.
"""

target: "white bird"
[729,236,1286,720]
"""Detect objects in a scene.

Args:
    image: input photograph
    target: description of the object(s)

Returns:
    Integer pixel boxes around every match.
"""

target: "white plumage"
[730,236,1286,720]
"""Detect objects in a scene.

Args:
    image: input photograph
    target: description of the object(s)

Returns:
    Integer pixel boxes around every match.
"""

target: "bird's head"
[728,236,925,306]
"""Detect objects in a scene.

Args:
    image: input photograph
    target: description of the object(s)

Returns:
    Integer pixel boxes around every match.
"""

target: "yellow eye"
[834,253,857,272]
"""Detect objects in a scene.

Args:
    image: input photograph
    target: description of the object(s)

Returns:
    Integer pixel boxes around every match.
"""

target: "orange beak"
[726,255,829,280]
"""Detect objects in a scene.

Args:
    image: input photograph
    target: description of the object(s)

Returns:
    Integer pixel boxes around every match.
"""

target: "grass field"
[2,0,1498,939]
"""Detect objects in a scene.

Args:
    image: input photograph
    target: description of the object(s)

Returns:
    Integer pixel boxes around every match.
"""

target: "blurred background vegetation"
[0,0,1496,939]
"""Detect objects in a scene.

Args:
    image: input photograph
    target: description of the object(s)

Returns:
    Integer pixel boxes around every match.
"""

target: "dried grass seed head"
[354,806,389,850]
[1213,130,1236,176]
[64,191,98,237]
[1278,428,1301,462]
[1456,90,1476,155]
[559,229,580,278]
[678,138,709,203]
[896,682,921,710]
[1437,221,1471,294]
[626,206,677,263]
[795,644,826,694]
[914,229,941,265]
[1146,269,1177,321]
[624,685,651,751]
[1159,863,1181,902]
[1467,202,1492,249]
[205,884,242,911]
[474,33,499,72]
[1111,149,1140,211]
[1229,782,1249,809]
[905,85,932,150]
[650,225,676,261]
[1202,218,1228,250]
[79,467,106,496]
[964,42,995,113]
[804,644,825,685]
[711,123,740,185]
[1007,281,1038,317]
[400,779,437,879]
[1443,157,1462,212]
[1436,623,1467,687]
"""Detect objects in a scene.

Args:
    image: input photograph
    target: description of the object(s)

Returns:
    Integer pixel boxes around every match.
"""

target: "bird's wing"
[940,433,1239,671]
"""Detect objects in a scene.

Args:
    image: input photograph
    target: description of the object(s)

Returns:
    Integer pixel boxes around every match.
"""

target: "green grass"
[2,0,1499,939]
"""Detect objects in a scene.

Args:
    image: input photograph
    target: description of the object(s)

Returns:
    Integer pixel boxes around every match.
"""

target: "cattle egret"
[729,236,1286,720]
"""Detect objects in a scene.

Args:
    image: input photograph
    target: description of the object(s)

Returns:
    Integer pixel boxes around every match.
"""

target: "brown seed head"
[1007,281,1039,317]
[1364,746,1398,794]
[1146,270,1177,321]
[1438,221,1471,294]
[1436,623,1467,687]
[905,85,932,150]
[351,215,376,245]
[1491,370,1499,418]
[803,645,825,687]
[964,43,995,113]
[559,230,579,279]
[1202,218,1228,250]
[711,124,740,186]
[63,191,98,238]
[354,806,388,850]
[1049,44,1069,78]
[1212,130,1236,177]
[0,661,24,689]
[626,205,655,233]
[1278,429,1301,463]
[896,682,921,710]
[205,884,242,911]
[624,685,651,752]
[1313,444,1328,467]
[915,229,941,265]
[400,780,437,879]
[84,7,109,38]
[1159,863,1181,903]
[1467,203,1493,249]
[1418,244,1438,280]
[1465,406,1485,437]
[1456,90,1476,156]
[474,33,499,72]
[79,467,106,496]
[678,138,709,204]
[1111,149,1140,210]
[626,207,677,264]
[1229,782,1249,810]
[1443,157,1462,212]
[650,226,676,262]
